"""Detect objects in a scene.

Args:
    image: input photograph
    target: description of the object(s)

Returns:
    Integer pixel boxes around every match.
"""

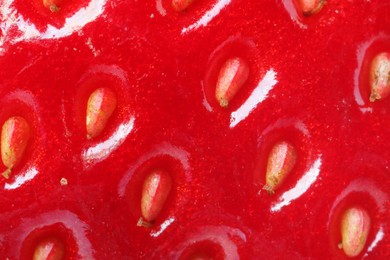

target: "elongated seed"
[340,207,371,257]
[215,57,249,108]
[1,116,30,179]
[138,170,172,227]
[263,141,297,194]
[86,87,117,139]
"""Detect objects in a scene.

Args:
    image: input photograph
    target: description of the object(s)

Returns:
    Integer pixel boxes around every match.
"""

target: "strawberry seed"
[263,141,297,194]
[215,57,249,108]
[340,207,371,257]
[1,116,30,179]
[138,170,173,227]
[86,87,117,140]
[297,0,325,16]
[369,52,390,102]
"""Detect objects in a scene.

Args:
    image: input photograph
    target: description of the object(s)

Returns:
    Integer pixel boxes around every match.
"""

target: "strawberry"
[0,0,389,259]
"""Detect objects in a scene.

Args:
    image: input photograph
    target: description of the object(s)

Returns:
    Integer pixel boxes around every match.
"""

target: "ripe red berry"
[1,116,30,179]
[0,0,389,258]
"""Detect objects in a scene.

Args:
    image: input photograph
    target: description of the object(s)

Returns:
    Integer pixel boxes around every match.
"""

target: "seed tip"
[137,217,153,228]
[50,4,61,12]
[2,168,11,179]
[219,98,229,108]
[369,92,379,102]
[262,184,275,195]
[300,0,325,16]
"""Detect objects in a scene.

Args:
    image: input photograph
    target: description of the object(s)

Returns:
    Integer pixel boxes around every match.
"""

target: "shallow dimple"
[9,210,93,259]
[166,225,246,260]
[0,0,108,52]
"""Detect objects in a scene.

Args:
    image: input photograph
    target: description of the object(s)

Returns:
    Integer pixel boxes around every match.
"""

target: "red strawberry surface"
[0,0,389,259]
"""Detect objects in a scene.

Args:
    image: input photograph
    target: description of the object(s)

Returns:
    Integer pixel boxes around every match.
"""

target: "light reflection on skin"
[81,65,130,84]
[118,142,191,197]
[364,226,385,258]
[281,0,307,29]
[9,210,93,259]
[181,0,232,35]
[259,117,311,142]
[4,90,42,123]
[201,81,213,112]
[230,69,278,128]
[4,167,38,190]
[156,0,167,16]
[271,156,322,212]
[208,35,256,62]
[164,225,246,260]
[0,0,107,52]
[82,117,135,167]
[150,216,175,237]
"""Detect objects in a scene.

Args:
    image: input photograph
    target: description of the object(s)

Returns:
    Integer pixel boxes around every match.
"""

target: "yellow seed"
[340,207,371,257]
[1,116,30,179]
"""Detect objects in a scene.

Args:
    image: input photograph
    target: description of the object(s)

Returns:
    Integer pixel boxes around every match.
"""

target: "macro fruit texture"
[0,0,389,259]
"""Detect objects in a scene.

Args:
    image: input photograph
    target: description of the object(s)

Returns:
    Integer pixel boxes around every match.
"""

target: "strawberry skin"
[0,0,389,259]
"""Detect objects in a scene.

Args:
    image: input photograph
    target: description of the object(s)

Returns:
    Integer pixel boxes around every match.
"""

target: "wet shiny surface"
[0,0,389,258]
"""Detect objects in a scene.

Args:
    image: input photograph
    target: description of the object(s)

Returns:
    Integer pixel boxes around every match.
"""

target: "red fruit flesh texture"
[0,0,389,259]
